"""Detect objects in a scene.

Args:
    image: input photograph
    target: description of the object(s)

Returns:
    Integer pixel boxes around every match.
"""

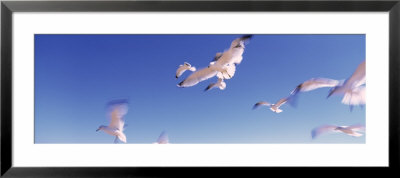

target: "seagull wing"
[107,101,128,131]
[344,60,366,88]
[291,78,340,95]
[157,131,169,144]
[212,52,223,62]
[311,125,338,139]
[176,65,189,78]
[253,101,271,109]
[177,67,218,87]
[275,97,289,108]
[204,82,217,91]
[341,86,366,106]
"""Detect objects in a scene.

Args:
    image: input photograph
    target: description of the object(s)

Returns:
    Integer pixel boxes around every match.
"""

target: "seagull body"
[205,78,226,91]
[253,97,290,113]
[176,62,196,79]
[328,60,366,108]
[153,131,169,144]
[216,63,236,79]
[96,100,129,143]
[311,124,365,139]
[211,35,252,71]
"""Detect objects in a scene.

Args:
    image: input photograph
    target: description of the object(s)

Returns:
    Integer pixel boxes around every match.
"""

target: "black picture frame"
[1,0,399,177]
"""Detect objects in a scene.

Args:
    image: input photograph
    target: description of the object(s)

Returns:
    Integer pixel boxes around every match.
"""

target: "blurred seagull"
[290,78,340,96]
[288,77,341,106]
[204,77,226,91]
[311,124,366,139]
[328,60,366,109]
[253,97,291,113]
[153,131,169,144]
[176,62,196,79]
[96,100,129,143]
[177,35,252,88]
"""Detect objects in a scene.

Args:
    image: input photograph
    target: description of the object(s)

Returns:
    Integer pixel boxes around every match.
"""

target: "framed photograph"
[1,0,399,177]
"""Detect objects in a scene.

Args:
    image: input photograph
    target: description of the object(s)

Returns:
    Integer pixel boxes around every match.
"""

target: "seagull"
[96,99,129,143]
[328,60,366,109]
[290,78,341,96]
[204,77,226,91]
[288,77,341,107]
[177,35,251,88]
[211,35,252,71]
[253,97,291,113]
[311,124,366,139]
[153,131,169,144]
[176,62,196,79]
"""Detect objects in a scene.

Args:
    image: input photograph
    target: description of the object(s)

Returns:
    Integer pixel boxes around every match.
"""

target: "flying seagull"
[288,77,341,106]
[328,60,366,109]
[153,131,169,144]
[311,124,366,139]
[290,78,340,96]
[204,77,226,91]
[253,97,292,113]
[96,99,129,143]
[211,35,252,70]
[176,62,196,79]
[177,35,252,88]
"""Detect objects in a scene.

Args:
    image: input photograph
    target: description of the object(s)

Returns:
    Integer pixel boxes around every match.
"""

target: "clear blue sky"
[34,34,365,144]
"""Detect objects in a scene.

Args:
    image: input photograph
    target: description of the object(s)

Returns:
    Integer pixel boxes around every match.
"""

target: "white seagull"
[177,35,251,88]
[290,78,341,96]
[211,35,252,71]
[253,97,291,113]
[311,124,366,139]
[204,77,226,91]
[153,131,169,144]
[96,100,129,143]
[328,60,366,109]
[176,62,196,79]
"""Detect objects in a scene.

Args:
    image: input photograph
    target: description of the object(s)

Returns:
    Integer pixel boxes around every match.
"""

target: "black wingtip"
[252,104,259,110]
[242,35,253,39]
[175,75,178,79]
[177,81,184,88]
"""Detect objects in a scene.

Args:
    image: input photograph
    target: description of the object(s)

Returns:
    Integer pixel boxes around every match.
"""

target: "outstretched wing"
[177,67,218,87]
[275,97,289,108]
[344,60,366,88]
[311,125,338,139]
[253,101,271,110]
[107,100,128,131]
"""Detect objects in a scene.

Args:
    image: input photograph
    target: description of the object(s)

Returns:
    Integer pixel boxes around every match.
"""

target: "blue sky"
[34,34,365,144]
